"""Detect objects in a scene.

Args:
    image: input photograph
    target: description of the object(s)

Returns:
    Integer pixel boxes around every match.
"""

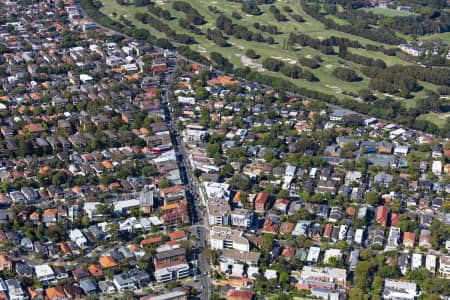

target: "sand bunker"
[235,54,265,72]
[326,85,343,94]
[271,56,296,65]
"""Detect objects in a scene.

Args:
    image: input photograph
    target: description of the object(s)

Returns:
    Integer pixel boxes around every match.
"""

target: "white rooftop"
[264,269,277,280]
[34,264,54,277]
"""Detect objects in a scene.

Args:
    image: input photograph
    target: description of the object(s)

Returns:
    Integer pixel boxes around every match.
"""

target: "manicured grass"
[385,80,440,109]
[361,7,416,17]
[99,0,442,105]
[421,32,450,46]
[99,0,384,96]
[324,14,350,25]
[401,98,417,109]
[417,113,448,128]
[349,48,409,66]
[410,150,430,160]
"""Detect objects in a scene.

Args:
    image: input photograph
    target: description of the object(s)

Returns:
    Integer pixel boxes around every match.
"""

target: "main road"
[162,59,211,300]
[79,3,211,296]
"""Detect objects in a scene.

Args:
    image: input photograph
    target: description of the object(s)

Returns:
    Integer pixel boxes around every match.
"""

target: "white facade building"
[35,264,55,283]
[338,225,348,241]
[6,279,26,300]
[324,249,342,264]
[264,269,278,280]
[155,261,190,283]
[207,198,230,226]
[307,247,321,263]
[432,160,442,175]
[210,226,250,252]
[411,253,422,271]
[354,228,364,244]
[399,44,423,57]
[69,229,88,248]
[425,254,436,274]
[300,266,347,287]
[230,209,253,228]
[203,182,230,200]
[439,255,450,277]
[383,279,418,300]
[386,227,401,250]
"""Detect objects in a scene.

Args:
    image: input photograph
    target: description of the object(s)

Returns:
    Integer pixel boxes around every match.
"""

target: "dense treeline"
[294,33,397,56]
[365,44,397,56]
[208,6,221,14]
[438,86,450,95]
[369,72,418,94]
[362,65,449,93]
[241,2,262,15]
[390,13,450,36]
[333,67,359,82]
[315,0,449,36]
[177,46,210,65]
[178,19,202,35]
[226,0,275,3]
[289,32,396,66]
[216,14,233,34]
[397,0,447,9]
[172,1,205,25]
[253,22,278,34]
[210,52,234,73]
[134,0,151,6]
[262,58,284,72]
[299,57,320,69]
[325,0,447,9]
[335,7,450,36]
[216,14,271,43]
[290,14,305,22]
[82,0,126,33]
[338,45,387,68]
[302,2,405,45]
[269,5,287,21]
[81,0,181,49]
[262,58,316,81]
[206,28,229,47]
[135,13,195,44]
[148,5,171,20]
[289,32,335,55]
[232,12,242,19]
[416,91,450,114]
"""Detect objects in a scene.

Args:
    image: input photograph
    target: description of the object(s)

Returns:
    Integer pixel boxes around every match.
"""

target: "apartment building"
[146,290,187,300]
[440,255,450,277]
[207,199,231,226]
[154,245,187,266]
[210,226,250,252]
[382,279,418,300]
[154,260,190,283]
[230,208,253,229]
[298,266,347,290]
[34,264,55,283]
[386,227,401,249]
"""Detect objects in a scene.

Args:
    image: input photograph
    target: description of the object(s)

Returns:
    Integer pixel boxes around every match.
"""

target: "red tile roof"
[140,236,162,245]
[168,231,186,240]
[391,213,401,227]
[376,206,389,226]
[227,290,254,300]
[155,259,187,270]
